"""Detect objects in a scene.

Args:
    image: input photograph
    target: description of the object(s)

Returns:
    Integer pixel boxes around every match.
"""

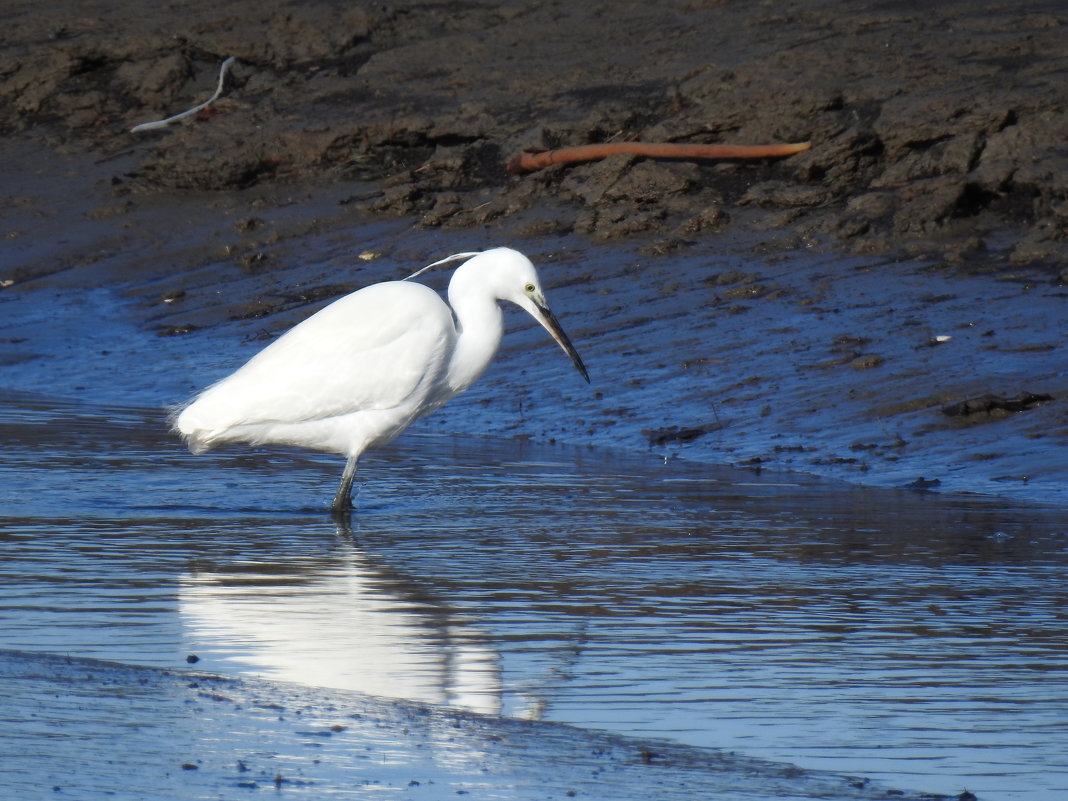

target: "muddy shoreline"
[3,0,1068,272]
[2,1,1066,503]
[4,648,972,801]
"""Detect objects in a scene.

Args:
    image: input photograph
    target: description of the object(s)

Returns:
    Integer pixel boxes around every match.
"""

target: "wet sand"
[4,648,960,801]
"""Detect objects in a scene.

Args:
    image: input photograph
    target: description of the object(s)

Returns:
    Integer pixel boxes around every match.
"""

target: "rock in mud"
[942,392,1054,420]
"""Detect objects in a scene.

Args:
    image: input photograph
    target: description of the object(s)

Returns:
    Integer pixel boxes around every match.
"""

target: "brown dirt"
[2,0,1067,273]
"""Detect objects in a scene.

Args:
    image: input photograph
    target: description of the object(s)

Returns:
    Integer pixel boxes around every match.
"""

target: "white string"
[130,57,236,133]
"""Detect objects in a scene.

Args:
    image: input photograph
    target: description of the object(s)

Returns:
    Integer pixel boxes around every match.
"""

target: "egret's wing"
[183,282,454,431]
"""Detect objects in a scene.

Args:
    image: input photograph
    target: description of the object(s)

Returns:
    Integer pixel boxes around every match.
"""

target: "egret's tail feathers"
[180,431,214,455]
[172,403,220,455]
[174,424,215,455]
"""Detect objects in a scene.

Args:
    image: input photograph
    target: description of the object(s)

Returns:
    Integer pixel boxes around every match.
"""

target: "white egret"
[174,247,589,514]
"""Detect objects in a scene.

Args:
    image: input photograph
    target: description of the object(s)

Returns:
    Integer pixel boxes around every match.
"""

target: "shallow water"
[2,394,1067,800]
[4,216,1067,798]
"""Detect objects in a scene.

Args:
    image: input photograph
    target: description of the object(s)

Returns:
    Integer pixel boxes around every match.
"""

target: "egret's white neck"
[445,281,504,394]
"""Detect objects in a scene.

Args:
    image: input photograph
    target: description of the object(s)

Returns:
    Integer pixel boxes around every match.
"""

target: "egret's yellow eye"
[524,282,536,294]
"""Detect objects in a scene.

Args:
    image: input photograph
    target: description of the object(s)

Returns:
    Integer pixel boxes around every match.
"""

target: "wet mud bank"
[4,200,1065,506]
[2,649,962,801]
[2,1,1066,508]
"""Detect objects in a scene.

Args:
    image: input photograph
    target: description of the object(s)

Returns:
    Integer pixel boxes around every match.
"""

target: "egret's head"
[457,247,590,383]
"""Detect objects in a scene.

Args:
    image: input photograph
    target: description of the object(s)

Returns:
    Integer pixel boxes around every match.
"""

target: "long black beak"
[533,301,590,383]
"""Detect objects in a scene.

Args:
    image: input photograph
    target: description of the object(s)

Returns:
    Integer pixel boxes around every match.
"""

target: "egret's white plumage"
[174,247,588,514]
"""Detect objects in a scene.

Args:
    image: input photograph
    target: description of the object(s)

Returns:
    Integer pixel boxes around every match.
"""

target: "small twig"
[460,200,492,215]
[506,140,812,174]
[130,56,236,133]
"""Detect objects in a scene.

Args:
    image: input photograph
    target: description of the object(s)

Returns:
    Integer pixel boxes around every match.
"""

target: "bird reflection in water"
[178,542,501,714]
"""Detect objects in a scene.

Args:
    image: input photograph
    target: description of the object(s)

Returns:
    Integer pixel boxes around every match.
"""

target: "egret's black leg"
[331,456,358,515]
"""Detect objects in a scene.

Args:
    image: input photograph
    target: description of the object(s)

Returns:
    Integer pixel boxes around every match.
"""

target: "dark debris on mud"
[2,0,1067,272]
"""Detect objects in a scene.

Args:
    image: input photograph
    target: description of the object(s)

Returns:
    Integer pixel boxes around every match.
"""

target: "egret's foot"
[330,504,354,533]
